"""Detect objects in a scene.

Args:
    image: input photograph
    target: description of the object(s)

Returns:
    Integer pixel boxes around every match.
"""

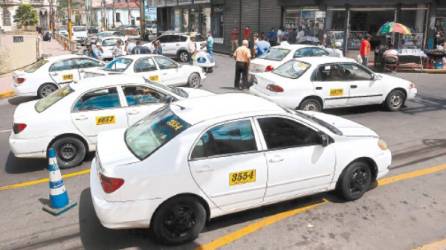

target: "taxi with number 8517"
[9,75,213,168]
[90,93,391,245]
[249,57,417,112]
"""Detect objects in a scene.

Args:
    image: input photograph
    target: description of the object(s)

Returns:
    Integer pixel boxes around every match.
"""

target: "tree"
[13,4,38,27]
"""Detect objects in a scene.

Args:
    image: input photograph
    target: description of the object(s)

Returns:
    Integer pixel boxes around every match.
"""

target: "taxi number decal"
[63,74,74,81]
[96,116,116,125]
[166,119,183,131]
[229,169,256,186]
[149,75,160,82]
[330,88,344,96]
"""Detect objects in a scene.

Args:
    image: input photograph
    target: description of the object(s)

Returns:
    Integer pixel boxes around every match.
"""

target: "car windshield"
[35,86,74,113]
[103,58,132,72]
[288,109,343,136]
[97,32,113,37]
[73,27,87,32]
[125,106,191,159]
[147,80,188,98]
[273,60,310,79]
[102,38,119,46]
[23,59,48,73]
[260,48,290,61]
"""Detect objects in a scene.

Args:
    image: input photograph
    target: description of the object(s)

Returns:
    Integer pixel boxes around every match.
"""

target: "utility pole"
[112,0,115,28]
[67,0,72,41]
[101,0,106,30]
[139,0,145,40]
[49,0,54,33]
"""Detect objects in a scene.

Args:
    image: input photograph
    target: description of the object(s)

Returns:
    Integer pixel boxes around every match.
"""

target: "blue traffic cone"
[42,148,77,216]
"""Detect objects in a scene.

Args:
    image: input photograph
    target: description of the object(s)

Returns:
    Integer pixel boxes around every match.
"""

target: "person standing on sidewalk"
[360,35,371,67]
[233,40,251,90]
[206,32,214,56]
[231,28,239,53]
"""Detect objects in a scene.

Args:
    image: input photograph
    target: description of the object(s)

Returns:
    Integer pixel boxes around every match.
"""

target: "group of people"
[84,39,163,60]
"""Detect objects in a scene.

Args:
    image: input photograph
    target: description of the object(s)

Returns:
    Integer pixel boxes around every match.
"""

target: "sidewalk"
[0,35,69,97]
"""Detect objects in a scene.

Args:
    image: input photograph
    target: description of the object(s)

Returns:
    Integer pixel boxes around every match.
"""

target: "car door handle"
[315,86,322,90]
[51,72,58,76]
[350,85,358,89]
[74,115,88,121]
[269,156,284,163]
[127,110,140,115]
[195,165,213,173]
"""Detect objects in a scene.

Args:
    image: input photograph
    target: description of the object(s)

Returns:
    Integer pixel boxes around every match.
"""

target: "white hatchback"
[250,57,417,111]
[83,54,205,88]
[9,75,213,168]
[12,55,104,98]
[91,93,391,245]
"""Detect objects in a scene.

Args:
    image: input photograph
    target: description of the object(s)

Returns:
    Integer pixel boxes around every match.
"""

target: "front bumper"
[90,159,159,229]
[375,150,392,180]
[407,88,417,100]
[9,133,51,158]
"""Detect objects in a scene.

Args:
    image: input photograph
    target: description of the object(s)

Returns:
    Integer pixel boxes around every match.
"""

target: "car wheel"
[188,73,201,88]
[38,83,58,98]
[49,136,87,169]
[384,89,406,111]
[151,196,206,245]
[299,98,322,112]
[336,161,373,201]
[178,51,190,63]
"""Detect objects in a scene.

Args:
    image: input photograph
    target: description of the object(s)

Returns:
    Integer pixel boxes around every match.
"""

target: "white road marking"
[0,129,11,134]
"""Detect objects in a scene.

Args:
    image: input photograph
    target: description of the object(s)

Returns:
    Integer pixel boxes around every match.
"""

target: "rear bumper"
[9,133,50,158]
[249,86,299,109]
[12,83,37,97]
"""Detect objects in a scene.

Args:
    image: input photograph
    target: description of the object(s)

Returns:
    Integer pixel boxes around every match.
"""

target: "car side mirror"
[163,95,175,103]
[319,132,331,147]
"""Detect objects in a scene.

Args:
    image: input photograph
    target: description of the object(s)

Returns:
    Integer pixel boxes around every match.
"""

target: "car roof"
[171,93,286,125]
[294,56,356,65]
[119,54,161,60]
[46,54,83,62]
[273,43,318,50]
[70,75,147,92]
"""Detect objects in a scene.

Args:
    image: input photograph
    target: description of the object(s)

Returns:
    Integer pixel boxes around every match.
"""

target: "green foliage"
[13,4,38,27]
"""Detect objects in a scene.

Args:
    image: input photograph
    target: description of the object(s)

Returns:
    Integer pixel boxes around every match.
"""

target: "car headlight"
[378,139,388,151]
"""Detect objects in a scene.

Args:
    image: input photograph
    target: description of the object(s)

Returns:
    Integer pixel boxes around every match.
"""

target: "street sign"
[145,7,157,22]
[13,36,24,43]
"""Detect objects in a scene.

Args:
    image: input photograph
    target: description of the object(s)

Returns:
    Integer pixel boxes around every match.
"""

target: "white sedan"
[83,54,205,88]
[12,54,104,98]
[250,57,417,111]
[91,93,391,245]
[249,43,343,75]
[97,36,126,61]
[9,75,213,168]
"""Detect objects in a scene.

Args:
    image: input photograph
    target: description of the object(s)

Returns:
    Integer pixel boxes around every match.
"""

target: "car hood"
[303,111,378,137]
[377,73,411,86]
[96,128,139,172]
[179,87,214,98]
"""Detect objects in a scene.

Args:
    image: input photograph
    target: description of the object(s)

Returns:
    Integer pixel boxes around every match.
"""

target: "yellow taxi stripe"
[414,238,446,250]
[198,163,446,250]
[0,168,90,191]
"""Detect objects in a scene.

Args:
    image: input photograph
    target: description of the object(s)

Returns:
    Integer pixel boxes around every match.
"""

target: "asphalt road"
[0,54,446,250]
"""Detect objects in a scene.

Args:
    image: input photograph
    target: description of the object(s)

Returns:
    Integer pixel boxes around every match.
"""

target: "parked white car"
[250,57,417,111]
[90,93,391,245]
[97,36,126,60]
[12,55,104,98]
[83,54,205,88]
[72,26,88,43]
[151,33,203,62]
[9,75,213,168]
[249,43,343,76]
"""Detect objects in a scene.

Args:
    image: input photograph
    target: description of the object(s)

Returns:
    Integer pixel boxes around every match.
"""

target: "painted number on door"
[330,88,343,96]
[96,115,116,125]
[229,169,256,186]
[63,74,74,81]
[149,75,160,82]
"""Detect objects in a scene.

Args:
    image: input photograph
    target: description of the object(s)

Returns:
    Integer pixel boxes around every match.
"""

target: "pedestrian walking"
[153,40,162,55]
[112,40,124,58]
[243,26,252,41]
[287,28,297,44]
[231,27,239,53]
[206,31,214,56]
[277,27,283,44]
[92,42,103,59]
[233,40,251,90]
[267,28,277,46]
[255,34,271,57]
[360,34,371,67]
[131,40,151,54]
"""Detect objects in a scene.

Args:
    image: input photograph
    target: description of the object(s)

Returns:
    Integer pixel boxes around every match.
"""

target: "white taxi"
[249,57,417,111]
[12,54,104,98]
[90,93,391,245]
[83,54,205,88]
[9,75,213,168]
[97,36,126,61]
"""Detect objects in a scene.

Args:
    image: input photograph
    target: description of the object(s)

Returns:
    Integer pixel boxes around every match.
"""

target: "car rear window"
[273,60,310,79]
[125,106,190,159]
[23,59,48,73]
[260,48,290,61]
[35,86,74,113]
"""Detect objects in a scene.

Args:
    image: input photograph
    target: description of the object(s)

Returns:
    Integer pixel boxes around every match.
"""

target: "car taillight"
[265,65,274,72]
[15,77,25,84]
[100,173,124,193]
[266,84,284,93]
[13,123,27,134]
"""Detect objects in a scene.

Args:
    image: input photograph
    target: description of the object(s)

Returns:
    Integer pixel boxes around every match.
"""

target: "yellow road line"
[0,168,90,191]
[414,237,446,250]
[198,163,446,250]
[0,90,15,99]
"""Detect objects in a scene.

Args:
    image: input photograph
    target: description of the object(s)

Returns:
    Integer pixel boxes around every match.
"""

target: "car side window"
[312,48,329,56]
[191,120,257,159]
[73,87,121,112]
[341,63,373,81]
[49,59,77,72]
[258,117,320,149]
[122,85,166,106]
[76,58,103,69]
[179,36,187,42]
[158,35,171,43]
[154,56,178,70]
[294,48,313,58]
[314,64,349,82]
[134,57,158,72]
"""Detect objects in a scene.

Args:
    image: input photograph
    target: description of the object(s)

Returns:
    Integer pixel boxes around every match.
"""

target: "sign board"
[13,36,24,43]
[145,7,157,22]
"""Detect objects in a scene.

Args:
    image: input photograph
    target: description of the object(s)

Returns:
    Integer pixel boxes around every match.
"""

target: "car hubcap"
[163,205,196,239]
[41,85,56,97]
[304,102,318,111]
[390,94,402,108]
[58,143,77,161]
[180,52,188,62]
[190,75,200,88]
[349,167,369,195]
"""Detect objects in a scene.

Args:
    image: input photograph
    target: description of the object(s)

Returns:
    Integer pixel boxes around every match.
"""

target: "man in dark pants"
[233,40,252,90]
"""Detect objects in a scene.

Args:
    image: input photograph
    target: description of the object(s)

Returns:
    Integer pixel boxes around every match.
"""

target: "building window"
[3,8,11,26]
[116,12,121,22]
[326,9,346,49]
[283,8,325,44]
[212,6,224,39]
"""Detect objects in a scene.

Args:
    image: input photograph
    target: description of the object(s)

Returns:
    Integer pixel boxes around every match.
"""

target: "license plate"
[63,74,73,81]
[96,115,116,125]
[330,88,344,96]
[229,169,256,186]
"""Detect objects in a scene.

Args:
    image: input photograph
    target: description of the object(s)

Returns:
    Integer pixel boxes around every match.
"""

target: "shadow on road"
[5,152,47,174]
[8,96,37,106]
[78,188,200,250]
[400,94,446,115]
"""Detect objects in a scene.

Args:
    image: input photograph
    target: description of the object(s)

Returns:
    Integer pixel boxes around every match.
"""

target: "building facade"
[92,0,141,29]
[0,0,55,32]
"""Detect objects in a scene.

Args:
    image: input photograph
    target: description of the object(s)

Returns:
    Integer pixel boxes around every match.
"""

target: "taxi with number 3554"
[9,75,213,168]
[90,93,391,245]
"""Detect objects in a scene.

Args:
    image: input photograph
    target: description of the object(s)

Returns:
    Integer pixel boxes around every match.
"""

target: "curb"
[0,90,15,99]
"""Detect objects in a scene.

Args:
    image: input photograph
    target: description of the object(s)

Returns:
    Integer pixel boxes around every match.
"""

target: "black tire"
[384,89,406,111]
[38,83,58,98]
[178,51,190,63]
[336,161,373,201]
[49,136,87,168]
[188,73,201,88]
[298,98,322,112]
[151,196,206,245]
